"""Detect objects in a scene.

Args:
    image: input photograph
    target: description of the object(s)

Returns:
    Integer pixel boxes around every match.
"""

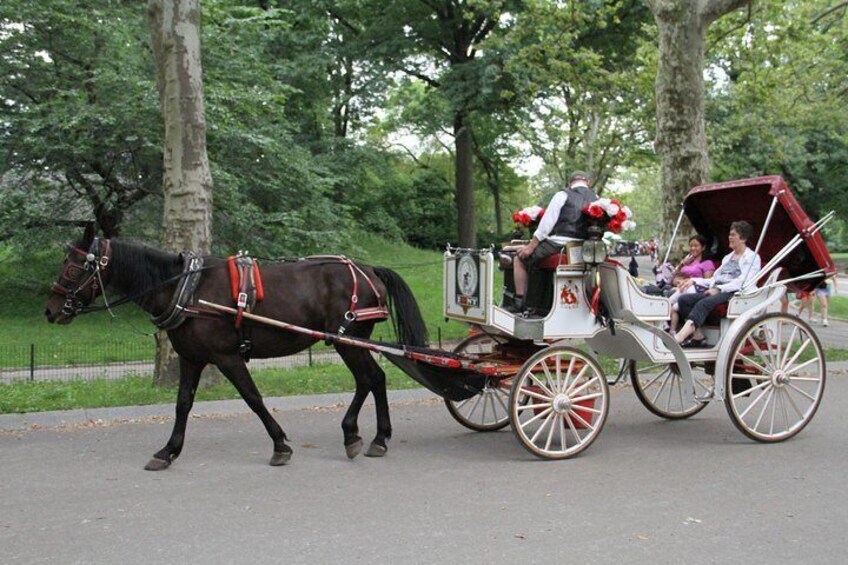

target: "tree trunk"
[492,170,503,238]
[148,0,216,387]
[454,111,476,247]
[652,4,709,241]
[648,0,750,246]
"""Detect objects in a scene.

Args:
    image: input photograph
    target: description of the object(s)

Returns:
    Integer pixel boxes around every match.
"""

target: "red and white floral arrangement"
[582,198,636,234]
[512,205,546,227]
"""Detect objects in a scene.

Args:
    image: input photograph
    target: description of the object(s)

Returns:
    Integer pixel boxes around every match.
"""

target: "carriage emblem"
[560,281,578,308]
[456,254,480,313]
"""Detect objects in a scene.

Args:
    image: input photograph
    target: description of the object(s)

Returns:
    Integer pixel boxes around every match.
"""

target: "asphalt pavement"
[2,374,848,565]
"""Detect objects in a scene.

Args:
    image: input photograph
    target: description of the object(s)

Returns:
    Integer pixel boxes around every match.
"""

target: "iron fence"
[0,328,450,384]
[0,342,342,383]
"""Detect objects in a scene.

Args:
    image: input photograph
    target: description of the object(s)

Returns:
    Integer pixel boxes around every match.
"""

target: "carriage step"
[694,386,715,402]
[511,316,544,340]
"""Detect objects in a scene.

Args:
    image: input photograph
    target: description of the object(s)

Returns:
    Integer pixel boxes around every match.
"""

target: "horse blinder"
[50,239,111,317]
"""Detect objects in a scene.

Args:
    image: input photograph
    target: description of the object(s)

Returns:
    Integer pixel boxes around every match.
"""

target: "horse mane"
[85,238,184,298]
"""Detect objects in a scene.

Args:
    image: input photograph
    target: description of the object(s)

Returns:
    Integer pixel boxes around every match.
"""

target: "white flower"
[524,205,544,221]
[623,220,637,231]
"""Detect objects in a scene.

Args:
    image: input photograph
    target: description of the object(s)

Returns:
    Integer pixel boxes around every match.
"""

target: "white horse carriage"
[441,175,835,459]
[198,175,834,461]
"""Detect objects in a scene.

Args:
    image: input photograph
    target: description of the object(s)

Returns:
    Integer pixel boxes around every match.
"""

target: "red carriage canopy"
[683,175,836,290]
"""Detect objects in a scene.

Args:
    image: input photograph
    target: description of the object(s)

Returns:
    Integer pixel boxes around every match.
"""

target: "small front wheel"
[724,313,825,442]
[509,346,609,459]
[444,333,511,431]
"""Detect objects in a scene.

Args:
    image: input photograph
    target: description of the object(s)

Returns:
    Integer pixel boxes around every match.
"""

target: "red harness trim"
[227,257,239,301]
[227,255,265,328]
[305,255,389,323]
[253,262,265,302]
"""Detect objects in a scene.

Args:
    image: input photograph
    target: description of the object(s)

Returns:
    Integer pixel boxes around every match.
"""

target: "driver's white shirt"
[532,182,588,245]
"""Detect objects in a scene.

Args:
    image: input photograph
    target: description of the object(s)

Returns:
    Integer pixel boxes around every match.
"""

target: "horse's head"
[45,228,113,324]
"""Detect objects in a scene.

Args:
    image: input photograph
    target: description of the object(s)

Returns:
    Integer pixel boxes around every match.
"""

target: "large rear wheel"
[724,313,825,442]
[509,346,609,459]
[629,360,711,420]
[444,333,512,431]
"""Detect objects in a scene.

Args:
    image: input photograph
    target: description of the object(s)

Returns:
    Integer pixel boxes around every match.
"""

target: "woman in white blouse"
[673,221,762,347]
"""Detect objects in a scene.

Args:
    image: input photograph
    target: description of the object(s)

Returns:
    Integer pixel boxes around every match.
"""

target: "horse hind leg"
[336,344,391,459]
[145,357,204,471]
[341,378,369,459]
[363,352,390,458]
[214,355,292,466]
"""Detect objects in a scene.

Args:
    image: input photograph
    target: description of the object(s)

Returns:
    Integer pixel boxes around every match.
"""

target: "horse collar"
[150,252,205,330]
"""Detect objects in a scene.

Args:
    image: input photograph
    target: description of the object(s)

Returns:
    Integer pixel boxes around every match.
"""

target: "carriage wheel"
[444,333,512,431]
[724,313,825,442]
[629,360,711,420]
[509,346,609,459]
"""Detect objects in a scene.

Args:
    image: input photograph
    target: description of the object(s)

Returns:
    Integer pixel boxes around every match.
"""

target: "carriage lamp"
[581,239,608,265]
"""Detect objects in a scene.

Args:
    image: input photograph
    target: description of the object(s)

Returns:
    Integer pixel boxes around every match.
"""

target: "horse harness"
[54,240,388,358]
[52,238,113,317]
[53,237,205,328]
[227,252,264,359]
[150,252,204,330]
[305,255,389,335]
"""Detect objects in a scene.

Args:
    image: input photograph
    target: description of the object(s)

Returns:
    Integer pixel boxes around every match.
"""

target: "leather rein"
[52,238,206,329]
[51,238,113,318]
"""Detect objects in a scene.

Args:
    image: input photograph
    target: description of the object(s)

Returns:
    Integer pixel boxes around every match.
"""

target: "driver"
[508,171,599,314]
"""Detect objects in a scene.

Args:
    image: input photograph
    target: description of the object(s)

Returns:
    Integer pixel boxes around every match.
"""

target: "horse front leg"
[214,355,292,466]
[336,345,392,459]
[145,357,204,471]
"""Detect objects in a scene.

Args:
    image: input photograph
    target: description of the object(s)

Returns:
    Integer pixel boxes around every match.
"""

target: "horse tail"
[372,267,429,347]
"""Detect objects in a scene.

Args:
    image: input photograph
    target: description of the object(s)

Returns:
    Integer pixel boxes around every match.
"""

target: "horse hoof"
[345,438,363,459]
[270,450,292,466]
[365,442,387,458]
[144,457,171,471]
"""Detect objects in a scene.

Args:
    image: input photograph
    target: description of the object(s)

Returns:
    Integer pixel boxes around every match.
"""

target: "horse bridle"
[51,238,112,317]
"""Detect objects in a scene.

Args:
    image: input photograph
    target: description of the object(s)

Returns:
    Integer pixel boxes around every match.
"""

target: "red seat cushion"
[704,303,728,326]
[538,253,569,270]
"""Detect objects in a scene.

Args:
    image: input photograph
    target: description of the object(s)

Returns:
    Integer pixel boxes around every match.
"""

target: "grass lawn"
[827,296,848,320]
[0,362,422,414]
[3,349,846,415]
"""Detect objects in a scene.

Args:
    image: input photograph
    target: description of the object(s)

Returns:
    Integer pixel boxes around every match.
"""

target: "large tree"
[645,0,751,236]
[707,1,848,221]
[148,0,214,386]
[504,0,655,196]
[343,0,521,248]
[0,0,162,243]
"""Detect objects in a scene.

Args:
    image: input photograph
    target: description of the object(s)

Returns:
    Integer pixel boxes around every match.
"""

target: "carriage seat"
[598,262,671,321]
[700,269,782,325]
[538,253,570,270]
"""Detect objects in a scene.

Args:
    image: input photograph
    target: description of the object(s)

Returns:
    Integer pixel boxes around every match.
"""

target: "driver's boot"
[505,295,525,314]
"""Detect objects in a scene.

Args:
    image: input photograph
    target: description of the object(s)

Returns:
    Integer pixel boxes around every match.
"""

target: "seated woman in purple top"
[667,235,717,332]
[673,221,762,347]
[675,235,715,279]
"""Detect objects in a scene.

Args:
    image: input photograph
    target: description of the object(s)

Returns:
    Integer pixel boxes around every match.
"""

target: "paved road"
[2,374,847,565]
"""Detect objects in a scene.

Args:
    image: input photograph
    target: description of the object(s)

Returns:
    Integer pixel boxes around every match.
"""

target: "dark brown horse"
[44,228,428,470]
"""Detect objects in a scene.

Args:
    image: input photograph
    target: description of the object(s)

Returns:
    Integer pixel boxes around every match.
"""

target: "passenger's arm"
[717,252,761,293]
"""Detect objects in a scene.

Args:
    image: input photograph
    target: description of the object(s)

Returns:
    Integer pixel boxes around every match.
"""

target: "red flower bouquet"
[512,205,546,228]
[582,198,636,234]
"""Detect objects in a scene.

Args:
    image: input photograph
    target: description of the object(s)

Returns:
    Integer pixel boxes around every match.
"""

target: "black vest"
[552,185,599,239]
